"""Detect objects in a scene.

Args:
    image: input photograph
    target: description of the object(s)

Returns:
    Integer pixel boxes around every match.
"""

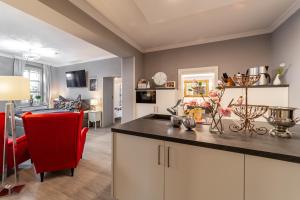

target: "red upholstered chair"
[0,112,30,171]
[22,111,88,182]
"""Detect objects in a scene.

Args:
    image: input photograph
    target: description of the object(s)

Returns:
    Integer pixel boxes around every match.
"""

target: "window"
[23,66,43,100]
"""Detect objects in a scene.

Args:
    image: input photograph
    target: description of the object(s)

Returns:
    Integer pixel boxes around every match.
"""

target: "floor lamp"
[0,76,30,196]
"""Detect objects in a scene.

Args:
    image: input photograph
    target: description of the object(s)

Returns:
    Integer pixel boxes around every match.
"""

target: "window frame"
[23,64,44,104]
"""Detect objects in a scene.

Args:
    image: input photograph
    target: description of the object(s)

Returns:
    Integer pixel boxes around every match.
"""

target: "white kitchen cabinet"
[136,103,156,118]
[113,134,244,200]
[113,133,164,200]
[245,155,300,200]
[156,90,178,114]
[165,141,244,200]
[135,89,178,118]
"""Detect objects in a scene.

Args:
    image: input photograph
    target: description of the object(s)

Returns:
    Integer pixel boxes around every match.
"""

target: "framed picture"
[165,81,176,88]
[89,78,97,91]
[184,80,209,97]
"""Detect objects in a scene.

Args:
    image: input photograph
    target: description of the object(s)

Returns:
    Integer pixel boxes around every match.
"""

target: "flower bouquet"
[200,81,233,134]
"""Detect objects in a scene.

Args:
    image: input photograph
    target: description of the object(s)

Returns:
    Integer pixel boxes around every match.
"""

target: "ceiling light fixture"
[0,38,59,60]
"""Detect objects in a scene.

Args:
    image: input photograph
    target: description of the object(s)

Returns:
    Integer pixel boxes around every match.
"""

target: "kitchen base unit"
[112,133,244,200]
[245,155,300,200]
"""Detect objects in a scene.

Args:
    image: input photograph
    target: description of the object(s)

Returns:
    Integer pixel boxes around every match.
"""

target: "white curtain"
[13,58,26,76]
[43,64,53,106]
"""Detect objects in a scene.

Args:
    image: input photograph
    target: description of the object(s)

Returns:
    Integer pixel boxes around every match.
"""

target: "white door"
[103,77,114,127]
[165,142,244,200]
[245,155,300,200]
[113,133,164,200]
[156,90,178,114]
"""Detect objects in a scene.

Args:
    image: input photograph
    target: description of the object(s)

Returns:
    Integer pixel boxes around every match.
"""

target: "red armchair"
[22,111,88,182]
[0,112,30,171]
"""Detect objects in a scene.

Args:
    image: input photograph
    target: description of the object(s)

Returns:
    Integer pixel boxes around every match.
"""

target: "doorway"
[102,77,122,127]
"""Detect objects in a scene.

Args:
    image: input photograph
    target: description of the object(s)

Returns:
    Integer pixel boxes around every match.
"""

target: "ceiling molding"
[72,0,299,53]
[69,0,144,52]
[268,0,300,32]
[144,29,270,52]
[55,54,117,67]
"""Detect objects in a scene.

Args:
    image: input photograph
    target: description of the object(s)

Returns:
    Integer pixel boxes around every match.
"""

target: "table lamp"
[90,99,98,111]
[0,76,30,196]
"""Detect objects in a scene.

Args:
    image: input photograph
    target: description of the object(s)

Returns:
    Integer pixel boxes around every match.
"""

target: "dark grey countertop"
[111,114,300,164]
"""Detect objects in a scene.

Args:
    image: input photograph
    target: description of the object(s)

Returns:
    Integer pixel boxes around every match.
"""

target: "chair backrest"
[0,112,4,171]
[22,111,83,173]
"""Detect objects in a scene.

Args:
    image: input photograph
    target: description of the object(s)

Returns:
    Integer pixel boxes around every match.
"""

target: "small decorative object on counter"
[200,80,232,134]
[265,107,300,138]
[273,63,289,85]
[171,115,183,128]
[182,116,196,131]
[137,79,150,89]
[229,74,269,135]
[222,73,235,87]
[165,81,176,88]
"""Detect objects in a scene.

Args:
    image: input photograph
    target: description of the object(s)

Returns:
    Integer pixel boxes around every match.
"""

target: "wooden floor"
[5,126,114,200]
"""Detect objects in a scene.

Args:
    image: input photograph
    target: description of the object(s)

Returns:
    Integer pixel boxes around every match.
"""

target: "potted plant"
[35,95,42,105]
[273,63,288,85]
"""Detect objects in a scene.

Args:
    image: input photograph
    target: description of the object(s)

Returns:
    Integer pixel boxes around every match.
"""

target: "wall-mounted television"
[66,70,87,87]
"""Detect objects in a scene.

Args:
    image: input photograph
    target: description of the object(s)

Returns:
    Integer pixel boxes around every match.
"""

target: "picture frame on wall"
[89,78,97,91]
[184,80,209,97]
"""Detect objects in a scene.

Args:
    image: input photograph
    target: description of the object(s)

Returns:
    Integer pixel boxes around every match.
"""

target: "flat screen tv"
[66,70,87,87]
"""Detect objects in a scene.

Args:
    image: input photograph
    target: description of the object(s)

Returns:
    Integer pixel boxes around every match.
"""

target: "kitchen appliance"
[167,99,182,115]
[247,66,271,85]
[182,116,196,131]
[266,107,300,138]
[136,90,156,104]
[258,66,271,85]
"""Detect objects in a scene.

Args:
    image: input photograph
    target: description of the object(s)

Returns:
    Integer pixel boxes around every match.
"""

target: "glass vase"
[209,112,224,134]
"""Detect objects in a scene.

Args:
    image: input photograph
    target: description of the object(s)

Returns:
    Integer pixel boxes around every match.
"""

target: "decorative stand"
[229,75,269,135]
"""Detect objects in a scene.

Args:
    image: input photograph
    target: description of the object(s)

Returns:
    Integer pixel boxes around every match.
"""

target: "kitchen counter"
[112,114,300,164]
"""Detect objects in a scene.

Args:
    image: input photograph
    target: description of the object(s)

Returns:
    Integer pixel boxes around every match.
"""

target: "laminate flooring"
[4,126,114,200]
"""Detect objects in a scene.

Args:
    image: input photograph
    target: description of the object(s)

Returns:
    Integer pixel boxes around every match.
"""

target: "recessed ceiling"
[0,1,116,67]
[84,0,299,52]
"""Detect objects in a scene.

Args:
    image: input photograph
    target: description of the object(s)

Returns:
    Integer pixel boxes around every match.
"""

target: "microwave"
[136,90,156,104]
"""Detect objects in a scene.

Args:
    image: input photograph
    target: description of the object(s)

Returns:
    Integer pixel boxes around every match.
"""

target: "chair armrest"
[81,127,88,141]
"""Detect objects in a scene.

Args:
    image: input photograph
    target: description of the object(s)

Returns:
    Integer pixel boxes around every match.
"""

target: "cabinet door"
[245,155,300,200]
[165,142,244,200]
[113,133,164,200]
[156,90,178,114]
[136,103,156,118]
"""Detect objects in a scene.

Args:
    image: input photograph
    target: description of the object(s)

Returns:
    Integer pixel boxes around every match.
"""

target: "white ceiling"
[84,0,300,52]
[0,1,116,67]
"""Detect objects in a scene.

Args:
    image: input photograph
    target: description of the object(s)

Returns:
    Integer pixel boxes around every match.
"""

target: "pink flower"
[219,107,232,117]
[200,101,211,108]
[211,96,220,103]
[237,96,244,105]
[217,80,224,86]
[208,90,218,97]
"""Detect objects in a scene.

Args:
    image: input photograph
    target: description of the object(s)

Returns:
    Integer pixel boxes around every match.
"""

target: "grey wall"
[271,10,300,109]
[0,55,14,111]
[143,34,272,87]
[53,57,121,100]
[121,57,135,123]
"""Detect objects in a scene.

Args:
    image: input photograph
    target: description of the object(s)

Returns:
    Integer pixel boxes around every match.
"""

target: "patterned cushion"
[54,95,82,111]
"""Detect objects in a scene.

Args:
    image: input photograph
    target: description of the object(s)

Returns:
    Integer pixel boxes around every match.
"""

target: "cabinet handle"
[158,145,161,165]
[167,146,171,168]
